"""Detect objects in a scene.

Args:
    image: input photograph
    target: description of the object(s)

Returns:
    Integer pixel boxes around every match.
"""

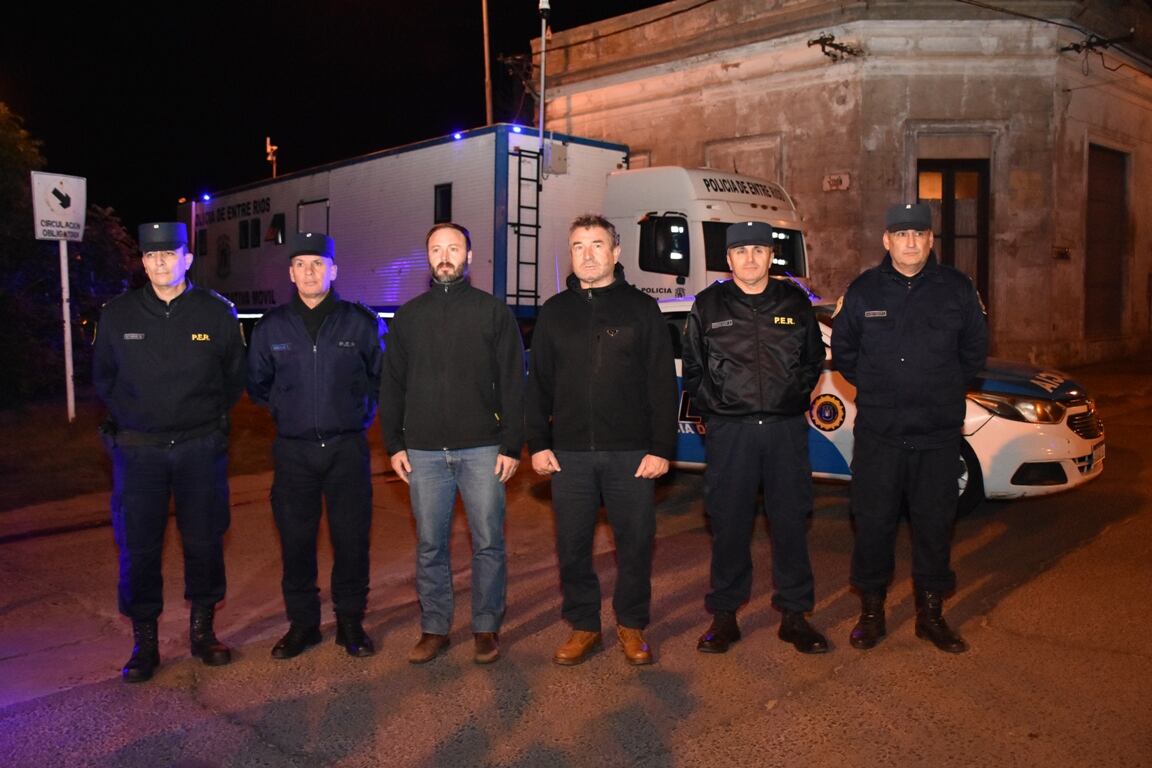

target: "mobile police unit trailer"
[176,123,810,316]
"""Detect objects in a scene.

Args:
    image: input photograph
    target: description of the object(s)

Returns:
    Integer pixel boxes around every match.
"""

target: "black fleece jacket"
[380,278,525,457]
[526,265,677,458]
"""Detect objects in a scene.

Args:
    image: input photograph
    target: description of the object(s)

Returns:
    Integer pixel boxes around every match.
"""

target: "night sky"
[1,1,665,234]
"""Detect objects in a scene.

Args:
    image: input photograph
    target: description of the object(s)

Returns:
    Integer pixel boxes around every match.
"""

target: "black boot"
[122,619,159,683]
[335,615,376,658]
[778,610,830,654]
[190,604,232,666]
[849,592,887,650]
[915,592,968,654]
[697,610,741,653]
[271,624,322,659]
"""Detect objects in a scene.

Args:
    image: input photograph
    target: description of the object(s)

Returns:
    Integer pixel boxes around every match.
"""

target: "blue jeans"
[407,446,507,634]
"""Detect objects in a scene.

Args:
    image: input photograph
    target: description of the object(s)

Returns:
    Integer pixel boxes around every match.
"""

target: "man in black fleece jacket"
[380,222,524,665]
[527,213,677,667]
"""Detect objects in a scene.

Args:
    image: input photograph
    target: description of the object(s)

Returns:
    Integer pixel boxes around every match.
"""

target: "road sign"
[30,171,87,422]
[31,172,87,241]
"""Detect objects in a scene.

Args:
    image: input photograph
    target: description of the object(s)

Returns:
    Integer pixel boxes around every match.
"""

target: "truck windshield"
[702,221,807,277]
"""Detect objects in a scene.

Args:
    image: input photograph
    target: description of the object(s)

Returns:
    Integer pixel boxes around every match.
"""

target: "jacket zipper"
[587,288,597,451]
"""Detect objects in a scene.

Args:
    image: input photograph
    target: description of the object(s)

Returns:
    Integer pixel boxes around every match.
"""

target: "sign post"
[30,172,87,423]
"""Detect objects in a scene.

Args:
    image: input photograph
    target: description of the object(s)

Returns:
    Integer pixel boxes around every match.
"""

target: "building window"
[434,183,453,223]
[917,159,990,312]
[268,213,286,245]
[238,218,262,250]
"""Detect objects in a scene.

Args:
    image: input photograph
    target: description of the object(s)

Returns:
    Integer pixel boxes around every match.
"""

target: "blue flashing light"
[511,125,523,133]
[453,132,463,140]
[202,193,211,202]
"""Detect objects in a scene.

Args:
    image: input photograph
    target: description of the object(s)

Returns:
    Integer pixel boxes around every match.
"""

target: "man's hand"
[390,450,412,484]
[494,454,520,483]
[634,454,669,479]
[531,449,562,475]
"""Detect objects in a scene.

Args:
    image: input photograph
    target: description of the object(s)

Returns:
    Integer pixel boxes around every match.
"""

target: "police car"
[660,297,1106,514]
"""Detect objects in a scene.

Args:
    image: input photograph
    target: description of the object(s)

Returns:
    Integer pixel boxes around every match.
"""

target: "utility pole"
[483,0,493,125]
[538,0,550,152]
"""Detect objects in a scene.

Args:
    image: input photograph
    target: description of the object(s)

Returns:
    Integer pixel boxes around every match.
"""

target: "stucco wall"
[541,0,1152,364]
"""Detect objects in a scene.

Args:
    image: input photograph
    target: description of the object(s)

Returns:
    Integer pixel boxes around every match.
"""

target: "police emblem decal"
[809,393,846,432]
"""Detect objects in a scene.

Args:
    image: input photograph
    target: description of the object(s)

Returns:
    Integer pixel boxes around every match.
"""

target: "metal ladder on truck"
[507,146,541,313]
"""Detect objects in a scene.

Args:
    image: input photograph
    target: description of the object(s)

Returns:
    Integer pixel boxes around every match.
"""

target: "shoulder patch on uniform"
[202,288,236,309]
[351,301,379,320]
[351,301,386,332]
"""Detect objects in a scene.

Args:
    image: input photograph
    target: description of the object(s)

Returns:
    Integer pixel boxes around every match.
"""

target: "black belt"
[113,420,222,447]
[707,412,796,426]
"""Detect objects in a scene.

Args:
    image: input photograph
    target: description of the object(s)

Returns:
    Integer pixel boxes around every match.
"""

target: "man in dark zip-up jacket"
[380,222,525,666]
[683,221,829,656]
[247,232,385,660]
[527,214,677,667]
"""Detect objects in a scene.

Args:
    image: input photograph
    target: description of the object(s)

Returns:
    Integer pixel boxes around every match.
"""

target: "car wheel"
[957,439,985,516]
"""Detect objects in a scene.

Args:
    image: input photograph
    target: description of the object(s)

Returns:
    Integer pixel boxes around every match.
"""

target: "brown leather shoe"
[407,632,450,664]
[552,630,602,666]
[617,626,653,666]
[473,632,500,664]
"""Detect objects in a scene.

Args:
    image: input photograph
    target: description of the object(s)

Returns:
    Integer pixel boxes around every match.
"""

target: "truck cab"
[604,167,808,300]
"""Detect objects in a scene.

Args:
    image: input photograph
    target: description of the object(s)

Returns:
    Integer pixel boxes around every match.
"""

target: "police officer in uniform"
[93,222,246,683]
[683,221,829,655]
[248,232,385,659]
[832,203,987,654]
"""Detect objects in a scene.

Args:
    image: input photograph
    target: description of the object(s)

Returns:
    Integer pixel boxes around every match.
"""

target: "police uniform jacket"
[247,294,385,440]
[525,264,677,459]
[93,282,245,435]
[379,278,524,457]
[832,253,987,447]
[683,277,824,421]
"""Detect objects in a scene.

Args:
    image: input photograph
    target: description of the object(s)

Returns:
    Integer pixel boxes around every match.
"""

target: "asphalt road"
[1,362,1149,767]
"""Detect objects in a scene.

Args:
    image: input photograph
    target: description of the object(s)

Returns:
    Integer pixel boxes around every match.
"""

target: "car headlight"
[967,392,1066,424]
